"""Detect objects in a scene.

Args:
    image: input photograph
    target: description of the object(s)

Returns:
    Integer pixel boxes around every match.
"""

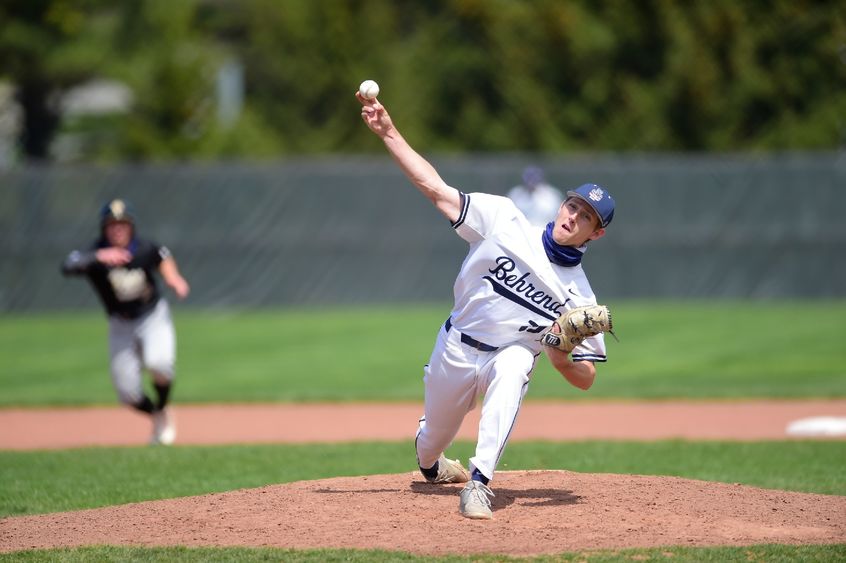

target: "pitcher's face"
[551,197,605,247]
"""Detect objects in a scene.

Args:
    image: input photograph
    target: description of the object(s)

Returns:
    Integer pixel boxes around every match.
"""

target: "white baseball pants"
[415,322,537,481]
[108,299,176,405]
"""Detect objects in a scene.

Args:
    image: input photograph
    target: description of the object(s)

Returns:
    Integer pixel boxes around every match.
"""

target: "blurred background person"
[507,166,564,227]
[61,199,190,445]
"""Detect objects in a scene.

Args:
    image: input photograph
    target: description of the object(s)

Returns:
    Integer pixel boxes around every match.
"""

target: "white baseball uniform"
[416,191,606,481]
[507,182,564,227]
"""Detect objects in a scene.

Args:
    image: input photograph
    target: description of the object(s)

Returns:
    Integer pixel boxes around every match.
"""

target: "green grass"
[1,301,844,405]
[2,544,845,562]
[2,441,844,518]
[2,302,844,560]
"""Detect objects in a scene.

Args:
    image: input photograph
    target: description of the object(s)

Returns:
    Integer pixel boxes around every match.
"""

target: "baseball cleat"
[151,407,176,446]
[424,454,471,484]
[459,480,494,519]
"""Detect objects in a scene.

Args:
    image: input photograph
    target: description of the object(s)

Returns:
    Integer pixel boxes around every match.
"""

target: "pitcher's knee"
[491,368,530,393]
[416,427,454,468]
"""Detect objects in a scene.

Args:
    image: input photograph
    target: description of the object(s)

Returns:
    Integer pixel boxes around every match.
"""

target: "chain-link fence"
[2,152,843,312]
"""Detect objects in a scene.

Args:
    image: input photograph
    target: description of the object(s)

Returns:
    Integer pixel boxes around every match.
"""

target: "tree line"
[1,0,844,162]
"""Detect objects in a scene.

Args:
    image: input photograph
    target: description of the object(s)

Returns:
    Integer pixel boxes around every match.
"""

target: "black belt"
[444,318,499,352]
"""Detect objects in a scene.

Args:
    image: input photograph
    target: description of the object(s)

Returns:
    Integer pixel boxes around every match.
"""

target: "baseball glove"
[541,305,613,353]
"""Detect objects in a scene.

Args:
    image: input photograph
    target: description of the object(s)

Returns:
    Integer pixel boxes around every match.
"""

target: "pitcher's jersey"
[449,192,607,362]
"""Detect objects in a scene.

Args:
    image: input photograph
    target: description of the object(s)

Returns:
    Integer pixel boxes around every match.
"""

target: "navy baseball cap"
[566,183,615,228]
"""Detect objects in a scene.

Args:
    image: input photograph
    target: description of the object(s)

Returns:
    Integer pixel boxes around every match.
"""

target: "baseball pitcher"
[358,91,615,519]
[61,199,190,445]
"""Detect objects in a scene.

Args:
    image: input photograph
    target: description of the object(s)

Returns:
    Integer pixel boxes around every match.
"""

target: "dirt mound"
[2,470,844,556]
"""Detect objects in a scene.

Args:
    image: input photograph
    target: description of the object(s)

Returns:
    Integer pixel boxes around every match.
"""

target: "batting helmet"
[100,199,136,227]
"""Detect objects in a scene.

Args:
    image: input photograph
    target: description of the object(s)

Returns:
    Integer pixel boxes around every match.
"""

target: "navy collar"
[542,222,585,267]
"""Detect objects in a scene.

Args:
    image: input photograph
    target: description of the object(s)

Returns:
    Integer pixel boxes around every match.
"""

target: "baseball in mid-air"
[359,79,380,100]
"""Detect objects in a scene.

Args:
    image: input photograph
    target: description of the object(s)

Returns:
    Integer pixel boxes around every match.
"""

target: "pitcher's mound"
[2,470,844,556]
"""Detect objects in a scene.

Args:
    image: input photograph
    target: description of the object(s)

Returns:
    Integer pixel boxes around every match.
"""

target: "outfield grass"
[1,301,844,406]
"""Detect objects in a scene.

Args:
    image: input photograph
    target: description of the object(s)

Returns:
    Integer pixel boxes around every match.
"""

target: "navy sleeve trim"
[571,354,607,363]
[451,192,470,228]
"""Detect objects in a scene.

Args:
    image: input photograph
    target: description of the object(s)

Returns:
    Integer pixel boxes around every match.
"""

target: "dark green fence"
[2,152,843,312]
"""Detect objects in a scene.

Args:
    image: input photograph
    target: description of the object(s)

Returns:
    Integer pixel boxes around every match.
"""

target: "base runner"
[61,199,190,445]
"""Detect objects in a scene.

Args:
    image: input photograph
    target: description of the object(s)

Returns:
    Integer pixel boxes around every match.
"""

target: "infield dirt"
[2,399,845,449]
[2,470,845,556]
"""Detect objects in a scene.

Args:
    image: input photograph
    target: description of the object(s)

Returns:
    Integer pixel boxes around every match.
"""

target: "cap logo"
[110,200,126,217]
[588,188,604,202]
